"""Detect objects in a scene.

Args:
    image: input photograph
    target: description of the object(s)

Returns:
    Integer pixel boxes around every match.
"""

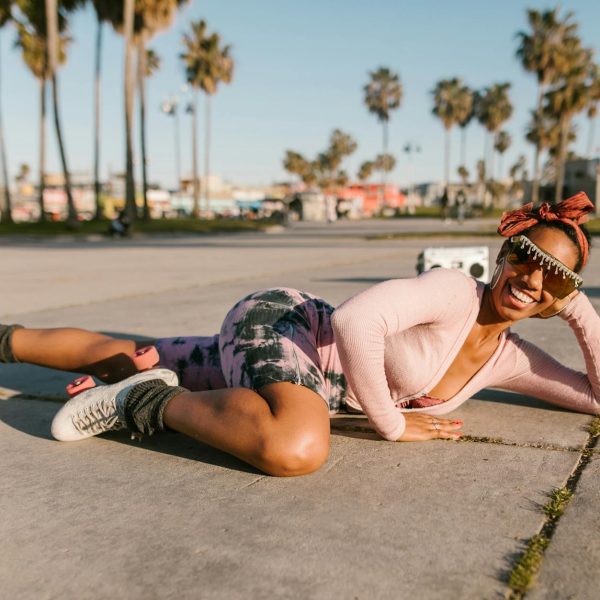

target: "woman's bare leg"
[13,329,331,476]
[11,327,148,382]
[163,382,331,477]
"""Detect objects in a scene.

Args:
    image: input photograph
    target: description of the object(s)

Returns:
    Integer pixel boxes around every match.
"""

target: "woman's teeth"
[509,284,535,305]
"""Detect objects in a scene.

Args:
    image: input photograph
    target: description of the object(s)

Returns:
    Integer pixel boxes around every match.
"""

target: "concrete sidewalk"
[1,224,599,599]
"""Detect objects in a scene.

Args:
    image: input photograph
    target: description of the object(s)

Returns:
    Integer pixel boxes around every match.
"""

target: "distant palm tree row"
[283,6,599,209]
[427,8,599,206]
[0,0,234,225]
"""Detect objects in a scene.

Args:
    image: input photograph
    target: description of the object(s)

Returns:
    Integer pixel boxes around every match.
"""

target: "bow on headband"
[497,191,594,267]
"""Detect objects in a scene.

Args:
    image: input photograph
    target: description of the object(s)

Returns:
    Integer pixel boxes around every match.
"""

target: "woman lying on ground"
[1,192,599,477]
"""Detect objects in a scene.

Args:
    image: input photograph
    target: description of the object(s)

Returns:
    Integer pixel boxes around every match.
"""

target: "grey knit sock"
[123,379,188,436]
[0,324,23,363]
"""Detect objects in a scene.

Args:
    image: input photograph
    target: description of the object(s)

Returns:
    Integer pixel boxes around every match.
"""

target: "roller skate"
[52,346,177,442]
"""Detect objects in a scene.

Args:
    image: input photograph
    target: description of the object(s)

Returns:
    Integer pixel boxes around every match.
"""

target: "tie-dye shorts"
[154,288,349,413]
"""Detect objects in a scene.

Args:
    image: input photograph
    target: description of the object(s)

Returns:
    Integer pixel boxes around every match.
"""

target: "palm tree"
[476,158,486,203]
[364,67,402,207]
[44,0,81,226]
[457,165,469,187]
[525,106,560,198]
[374,153,396,174]
[474,83,513,187]
[516,7,578,204]
[526,105,576,198]
[180,19,234,216]
[585,65,600,157]
[316,129,357,195]
[101,2,186,223]
[133,1,187,220]
[14,18,68,222]
[283,150,316,188]
[508,155,527,201]
[357,161,374,182]
[0,0,13,224]
[284,130,356,196]
[431,78,465,185]
[545,40,594,203]
[456,84,474,169]
[90,0,121,220]
[137,47,160,219]
[494,130,512,180]
[122,0,135,220]
[20,27,47,222]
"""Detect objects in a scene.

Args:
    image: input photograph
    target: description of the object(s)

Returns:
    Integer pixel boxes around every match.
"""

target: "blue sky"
[2,0,600,190]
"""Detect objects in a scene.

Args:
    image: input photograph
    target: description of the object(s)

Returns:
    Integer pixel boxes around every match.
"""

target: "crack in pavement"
[503,422,600,599]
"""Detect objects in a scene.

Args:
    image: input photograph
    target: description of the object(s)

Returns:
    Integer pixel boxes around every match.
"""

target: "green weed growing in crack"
[543,487,573,522]
[508,534,549,598]
[507,487,575,598]
[457,434,505,444]
[588,417,600,438]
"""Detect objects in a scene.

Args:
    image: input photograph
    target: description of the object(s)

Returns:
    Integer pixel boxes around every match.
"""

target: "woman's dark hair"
[522,220,591,272]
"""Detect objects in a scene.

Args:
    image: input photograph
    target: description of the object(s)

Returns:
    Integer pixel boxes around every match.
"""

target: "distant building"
[288,192,330,222]
[563,158,600,209]
[337,183,405,216]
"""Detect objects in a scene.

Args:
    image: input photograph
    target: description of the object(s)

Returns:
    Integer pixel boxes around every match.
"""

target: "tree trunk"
[587,113,597,158]
[46,0,76,225]
[38,77,46,223]
[204,94,211,214]
[50,74,77,224]
[0,39,12,224]
[555,117,570,204]
[531,146,541,206]
[490,133,496,181]
[123,0,136,221]
[191,88,199,218]
[531,86,544,205]
[380,119,388,210]
[174,105,180,190]
[483,133,493,208]
[93,17,102,220]
[444,127,451,185]
[460,125,467,168]
[137,33,149,221]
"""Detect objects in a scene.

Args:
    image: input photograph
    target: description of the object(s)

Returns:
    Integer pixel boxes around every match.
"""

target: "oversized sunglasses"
[506,236,583,299]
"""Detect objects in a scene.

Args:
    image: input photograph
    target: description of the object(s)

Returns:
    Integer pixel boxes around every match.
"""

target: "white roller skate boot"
[51,368,178,442]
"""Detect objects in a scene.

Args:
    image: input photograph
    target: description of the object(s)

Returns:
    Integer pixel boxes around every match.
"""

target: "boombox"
[416,246,490,283]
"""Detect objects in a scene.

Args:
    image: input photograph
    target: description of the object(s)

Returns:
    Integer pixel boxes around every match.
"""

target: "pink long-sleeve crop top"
[331,268,600,441]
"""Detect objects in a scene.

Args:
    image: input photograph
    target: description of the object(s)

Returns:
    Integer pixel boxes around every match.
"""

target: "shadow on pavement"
[474,388,570,411]
[0,395,55,440]
[0,395,260,475]
[102,430,261,474]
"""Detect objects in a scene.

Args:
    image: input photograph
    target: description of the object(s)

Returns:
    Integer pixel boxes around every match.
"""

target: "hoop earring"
[490,258,505,290]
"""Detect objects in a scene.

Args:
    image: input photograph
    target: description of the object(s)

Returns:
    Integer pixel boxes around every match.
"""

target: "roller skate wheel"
[132,346,160,371]
[66,375,96,397]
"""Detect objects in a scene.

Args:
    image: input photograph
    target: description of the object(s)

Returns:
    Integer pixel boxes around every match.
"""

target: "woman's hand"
[535,289,579,319]
[397,413,463,442]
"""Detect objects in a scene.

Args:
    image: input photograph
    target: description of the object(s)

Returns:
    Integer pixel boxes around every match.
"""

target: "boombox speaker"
[416,246,490,283]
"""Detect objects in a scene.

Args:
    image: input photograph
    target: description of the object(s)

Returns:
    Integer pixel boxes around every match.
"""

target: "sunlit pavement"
[1,224,598,599]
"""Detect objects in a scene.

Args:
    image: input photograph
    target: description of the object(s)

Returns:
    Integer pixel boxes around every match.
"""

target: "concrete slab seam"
[331,422,600,454]
[504,417,600,600]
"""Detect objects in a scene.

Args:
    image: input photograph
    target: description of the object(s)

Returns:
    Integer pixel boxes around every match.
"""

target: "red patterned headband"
[497,191,594,267]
